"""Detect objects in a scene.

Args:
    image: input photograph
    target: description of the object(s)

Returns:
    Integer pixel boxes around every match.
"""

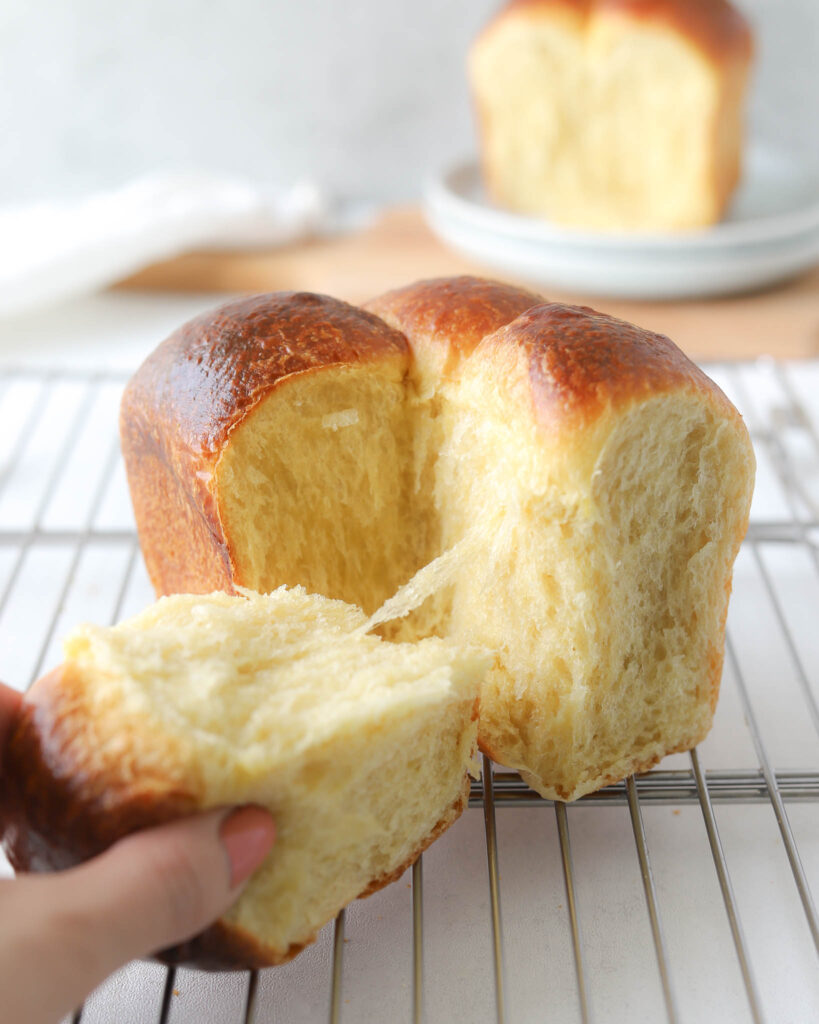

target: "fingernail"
[220,806,276,887]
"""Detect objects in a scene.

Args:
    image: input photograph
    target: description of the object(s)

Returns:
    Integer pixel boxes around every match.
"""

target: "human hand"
[0,680,275,1024]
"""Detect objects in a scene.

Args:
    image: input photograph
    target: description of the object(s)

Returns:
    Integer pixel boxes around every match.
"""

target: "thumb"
[0,805,274,1024]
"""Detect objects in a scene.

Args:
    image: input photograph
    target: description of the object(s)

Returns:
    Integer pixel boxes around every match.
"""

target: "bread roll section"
[121,276,755,802]
[441,340,753,797]
[120,292,413,603]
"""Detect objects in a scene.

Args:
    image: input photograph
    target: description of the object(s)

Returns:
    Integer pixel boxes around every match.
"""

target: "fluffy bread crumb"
[58,587,486,962]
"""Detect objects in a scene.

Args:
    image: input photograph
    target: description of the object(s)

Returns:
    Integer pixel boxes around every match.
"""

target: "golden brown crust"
[124,292,409,459]
[477,302,738,433]
[0,669,199,873]
[0,668,276,969]
[364,276,543,375]
[122,448,235,597]
[120,292,410,596]
[364,283,735,437]
[0,667,471,970]
[485,0,752,64]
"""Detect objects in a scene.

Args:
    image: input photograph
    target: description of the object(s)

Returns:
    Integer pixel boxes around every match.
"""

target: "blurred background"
[1,0,817,206]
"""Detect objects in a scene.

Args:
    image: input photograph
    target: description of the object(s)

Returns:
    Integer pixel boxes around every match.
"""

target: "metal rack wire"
[0,362,817,1024]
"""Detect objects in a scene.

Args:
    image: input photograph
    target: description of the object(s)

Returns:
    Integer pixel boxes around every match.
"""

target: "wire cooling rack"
[0,361,817,1024]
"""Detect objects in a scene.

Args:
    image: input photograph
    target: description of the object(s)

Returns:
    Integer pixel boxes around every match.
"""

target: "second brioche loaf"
[121,276,755,800]
[469,0,753,231]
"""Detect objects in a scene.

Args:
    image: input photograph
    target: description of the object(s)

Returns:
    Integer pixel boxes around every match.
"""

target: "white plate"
[424,144,819,300]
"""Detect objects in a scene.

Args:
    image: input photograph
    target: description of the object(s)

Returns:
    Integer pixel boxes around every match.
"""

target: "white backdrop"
[0,0,816,205]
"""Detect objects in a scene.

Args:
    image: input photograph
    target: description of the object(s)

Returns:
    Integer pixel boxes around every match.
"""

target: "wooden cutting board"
[120,206,819,360]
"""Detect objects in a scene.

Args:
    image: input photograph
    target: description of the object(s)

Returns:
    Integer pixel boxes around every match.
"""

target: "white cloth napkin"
[0,173,328,319]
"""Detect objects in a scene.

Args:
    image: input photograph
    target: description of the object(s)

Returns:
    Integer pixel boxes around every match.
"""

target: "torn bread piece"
[1,587,486,969]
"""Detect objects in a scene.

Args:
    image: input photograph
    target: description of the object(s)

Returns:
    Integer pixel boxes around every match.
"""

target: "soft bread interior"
[469,9,729,230]
[441,350,754,797]
[61,588,485,962]
[208,330,753,801]
[216,364,422,615]
[216,361,450,640]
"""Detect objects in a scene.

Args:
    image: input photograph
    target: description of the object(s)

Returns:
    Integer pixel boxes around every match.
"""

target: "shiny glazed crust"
[120,292,410,597]
[0,667,470,970]
[367,278,739,437]
[364,275,543,374]
[484,301,739,431]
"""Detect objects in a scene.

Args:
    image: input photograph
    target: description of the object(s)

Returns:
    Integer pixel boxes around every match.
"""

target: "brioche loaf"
[1,588,485,968]
[469,0,753,231]
[119,277,755,801]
